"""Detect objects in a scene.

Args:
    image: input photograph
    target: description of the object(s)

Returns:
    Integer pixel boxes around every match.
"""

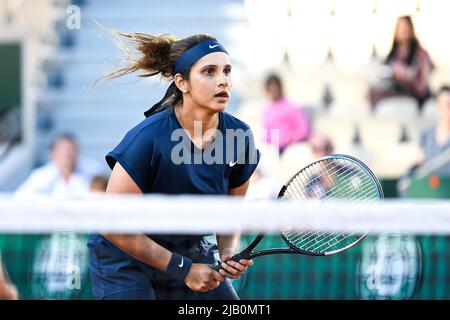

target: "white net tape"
[1,194,449,234]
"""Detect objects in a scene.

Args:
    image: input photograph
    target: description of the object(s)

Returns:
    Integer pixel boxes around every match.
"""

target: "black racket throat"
[212,233,318,272]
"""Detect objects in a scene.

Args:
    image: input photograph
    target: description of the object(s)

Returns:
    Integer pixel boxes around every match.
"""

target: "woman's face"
[437,91,450,123]
[266,81,282,101]
[395,18,413,44]
[185,52,232,113]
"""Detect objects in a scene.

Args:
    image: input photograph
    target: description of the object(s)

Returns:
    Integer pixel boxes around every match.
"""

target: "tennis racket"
[213,154,383,271]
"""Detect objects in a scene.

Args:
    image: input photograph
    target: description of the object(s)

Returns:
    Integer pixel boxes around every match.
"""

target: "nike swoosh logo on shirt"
[209,44,219,49]
[178,257,184,268]
[229,161,238,167]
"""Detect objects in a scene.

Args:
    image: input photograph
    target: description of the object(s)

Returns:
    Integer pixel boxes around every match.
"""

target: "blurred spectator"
[263,74,310,154]
[419,85,450,175]
[0,254,18,300]
[90,175,109,193]
[310,133,334,159]
[15,134,99,198]
[246,167,278,201]
[12,134,100,299]
[369,16,434,110]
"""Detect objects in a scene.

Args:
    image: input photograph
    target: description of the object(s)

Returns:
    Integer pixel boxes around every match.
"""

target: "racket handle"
[212,253,248,272]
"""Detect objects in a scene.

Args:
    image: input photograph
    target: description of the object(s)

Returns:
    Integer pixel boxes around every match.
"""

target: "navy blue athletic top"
[88,107,260,296]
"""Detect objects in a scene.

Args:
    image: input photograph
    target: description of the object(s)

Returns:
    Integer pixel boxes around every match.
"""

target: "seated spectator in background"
[15,133,96,198]
[369,16,433,110]
[418,85,450,175]
[310,133,334,159]
[0,256,18,300]
[89,175,109,193]
[263,74,310,154]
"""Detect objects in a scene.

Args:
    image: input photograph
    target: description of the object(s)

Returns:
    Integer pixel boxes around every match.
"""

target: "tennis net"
[0,194,449,300]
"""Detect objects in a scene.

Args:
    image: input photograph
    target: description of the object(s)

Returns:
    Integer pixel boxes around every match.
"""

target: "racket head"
[278,154,383,256]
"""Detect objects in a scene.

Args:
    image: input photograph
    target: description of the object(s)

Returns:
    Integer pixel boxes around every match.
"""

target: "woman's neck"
[176,101,218,132]
[175,101,219,149]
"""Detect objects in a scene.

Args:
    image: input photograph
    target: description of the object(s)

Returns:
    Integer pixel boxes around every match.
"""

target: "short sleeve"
[106,128,156,192]
[228,129,261,189]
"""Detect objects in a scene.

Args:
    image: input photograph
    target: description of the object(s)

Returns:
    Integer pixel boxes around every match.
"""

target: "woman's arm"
[101,162,173,271]
[102,162,224,292]
[216,179,254,279]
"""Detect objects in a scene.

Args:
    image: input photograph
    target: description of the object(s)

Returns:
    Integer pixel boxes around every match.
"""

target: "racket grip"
[212,253,247,272]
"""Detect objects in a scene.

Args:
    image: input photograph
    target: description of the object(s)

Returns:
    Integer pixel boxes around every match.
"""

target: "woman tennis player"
[87,33,260,300]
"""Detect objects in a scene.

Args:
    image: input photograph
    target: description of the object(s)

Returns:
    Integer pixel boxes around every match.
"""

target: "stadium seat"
[286,0,331,71]
[278,142,314,185]
[330,0,373,72]
[313,116,356,152]
[421,97,437,122]
[328,101,372,121]
[358,118,402,154]
[371,142,422,179]
[374,96,419,123]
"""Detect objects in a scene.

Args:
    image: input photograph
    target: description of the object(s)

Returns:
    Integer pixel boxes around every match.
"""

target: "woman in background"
[369,15,434,110]
[263,74,310,154]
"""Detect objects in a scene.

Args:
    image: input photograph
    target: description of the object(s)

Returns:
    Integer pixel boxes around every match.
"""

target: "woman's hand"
[184,263,225,292]
[218,253,254,280]
[392,62,414,82]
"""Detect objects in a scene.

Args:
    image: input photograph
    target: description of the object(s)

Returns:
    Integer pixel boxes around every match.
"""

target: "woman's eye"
[224,69,231,76]
[205,68,214,75]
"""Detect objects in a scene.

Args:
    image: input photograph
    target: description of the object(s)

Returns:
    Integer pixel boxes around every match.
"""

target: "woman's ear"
[174,74,188,94]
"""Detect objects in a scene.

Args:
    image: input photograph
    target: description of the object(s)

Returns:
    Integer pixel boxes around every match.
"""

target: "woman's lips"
[214,92,229,102]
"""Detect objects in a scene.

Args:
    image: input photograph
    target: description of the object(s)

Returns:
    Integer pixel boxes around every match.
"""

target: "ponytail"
[95,31,217,117]
[143,81,181,117]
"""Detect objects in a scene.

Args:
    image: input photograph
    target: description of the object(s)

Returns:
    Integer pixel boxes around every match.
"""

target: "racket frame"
[213,154,384,272]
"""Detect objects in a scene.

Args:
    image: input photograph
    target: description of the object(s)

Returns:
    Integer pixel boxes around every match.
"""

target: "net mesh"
[0,195,449,300]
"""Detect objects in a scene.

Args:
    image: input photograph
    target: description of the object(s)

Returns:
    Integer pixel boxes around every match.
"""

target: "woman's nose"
[218,73,230,87]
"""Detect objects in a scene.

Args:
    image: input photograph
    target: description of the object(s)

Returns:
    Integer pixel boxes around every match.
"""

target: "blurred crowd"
[1,7,450,299]
[248,15,450,200]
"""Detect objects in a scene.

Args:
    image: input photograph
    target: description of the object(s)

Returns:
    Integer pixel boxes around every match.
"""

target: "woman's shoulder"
[119,108,173,146]
[416,44,433,63]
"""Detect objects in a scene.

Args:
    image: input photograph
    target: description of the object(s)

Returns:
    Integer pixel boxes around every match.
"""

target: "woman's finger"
[226,260,247,272]
[219,268,239,279]
[221,262,240,275]
[239,259,254,266]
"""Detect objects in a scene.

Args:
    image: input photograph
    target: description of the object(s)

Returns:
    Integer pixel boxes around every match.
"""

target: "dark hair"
[386,16,419,66]
[265,73,284,97]
[50,133,77,151]
[437,85,450,96]
[95,32,216,117]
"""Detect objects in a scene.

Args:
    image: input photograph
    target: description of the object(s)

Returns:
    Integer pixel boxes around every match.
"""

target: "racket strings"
[285,166,375,215]
[288,160,359,199]
[284,194,377,252]
[287,192,379,253]
[298,160,373,200]
[290,161,350,195]
[290,162,377,202]
[280,158,380,254]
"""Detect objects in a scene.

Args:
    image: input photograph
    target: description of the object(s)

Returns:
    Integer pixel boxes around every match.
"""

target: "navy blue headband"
[173,39,228,75]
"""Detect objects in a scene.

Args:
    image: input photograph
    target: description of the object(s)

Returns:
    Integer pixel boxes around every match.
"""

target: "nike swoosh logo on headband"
[209,44,219,49]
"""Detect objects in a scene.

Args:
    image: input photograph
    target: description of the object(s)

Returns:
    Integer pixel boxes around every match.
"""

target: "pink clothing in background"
[263,98,310,150]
